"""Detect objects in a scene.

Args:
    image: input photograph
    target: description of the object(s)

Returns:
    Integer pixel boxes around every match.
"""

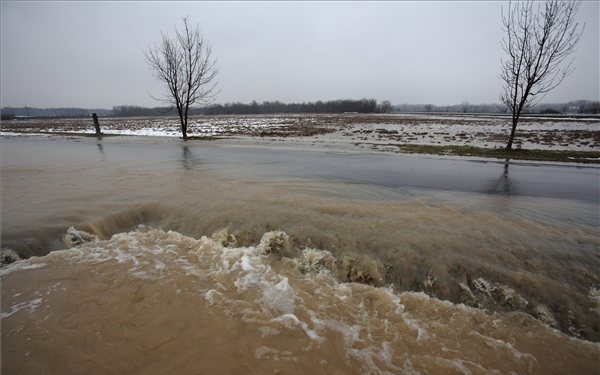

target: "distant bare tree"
[145,17,218,139]
[379,100,393,113]
[461,101,471,113]
[500,0,583,150]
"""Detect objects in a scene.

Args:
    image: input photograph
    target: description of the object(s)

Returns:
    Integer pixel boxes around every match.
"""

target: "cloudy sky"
[1,1,598,108]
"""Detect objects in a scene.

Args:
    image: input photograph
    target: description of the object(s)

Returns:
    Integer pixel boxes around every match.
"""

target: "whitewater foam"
[0,262,47,278]
[2,227,599,375]
[1,297,44,319]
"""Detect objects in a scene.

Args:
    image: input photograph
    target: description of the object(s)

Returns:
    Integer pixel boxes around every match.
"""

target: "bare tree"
[145,17,218,139]
[378,100,393,113]
[461,101,471,113]
[500,0,583,150]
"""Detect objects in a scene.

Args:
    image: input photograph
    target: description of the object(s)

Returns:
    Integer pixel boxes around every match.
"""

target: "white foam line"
[0,262,47,278]
[1,297,44,319]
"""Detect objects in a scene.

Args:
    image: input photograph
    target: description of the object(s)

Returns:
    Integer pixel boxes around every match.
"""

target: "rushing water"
[1,136,599,374]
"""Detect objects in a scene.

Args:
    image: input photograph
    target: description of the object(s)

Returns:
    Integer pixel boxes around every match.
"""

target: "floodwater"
[1,136,599,374]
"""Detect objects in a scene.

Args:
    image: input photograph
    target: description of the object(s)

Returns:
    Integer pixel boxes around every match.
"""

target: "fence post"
[92,113,102,136]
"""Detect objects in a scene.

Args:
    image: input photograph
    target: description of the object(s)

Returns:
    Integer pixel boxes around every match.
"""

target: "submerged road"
[2,135,599,203]
[201,144,599,204]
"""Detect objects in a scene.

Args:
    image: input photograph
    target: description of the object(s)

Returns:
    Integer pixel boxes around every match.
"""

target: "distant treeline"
[396,100,600,114]
[202,99,392,115]
[537,100,600,115]
[0,107,111,120]
[112,105,185,117]
[1,99,597,120]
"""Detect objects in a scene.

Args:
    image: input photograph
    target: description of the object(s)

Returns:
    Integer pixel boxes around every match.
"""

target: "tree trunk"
[506,117,518,151]
[183,105,189,140]
[177,108,187,140]
[182,121,188,140]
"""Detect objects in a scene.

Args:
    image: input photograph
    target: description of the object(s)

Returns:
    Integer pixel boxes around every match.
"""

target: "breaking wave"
[2,227,598,375]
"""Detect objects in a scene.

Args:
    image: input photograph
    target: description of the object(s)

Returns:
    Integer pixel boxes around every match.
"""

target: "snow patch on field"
[2,114,598,152]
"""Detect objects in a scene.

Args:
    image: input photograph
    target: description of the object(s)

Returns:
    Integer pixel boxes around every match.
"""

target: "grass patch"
[186,135,220,141]
[399,144,600,164]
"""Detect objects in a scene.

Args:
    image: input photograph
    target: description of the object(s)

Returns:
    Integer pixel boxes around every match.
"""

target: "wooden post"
[92,113,102,136]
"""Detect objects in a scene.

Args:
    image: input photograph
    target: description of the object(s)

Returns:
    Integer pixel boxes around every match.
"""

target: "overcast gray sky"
[1,1,598,108]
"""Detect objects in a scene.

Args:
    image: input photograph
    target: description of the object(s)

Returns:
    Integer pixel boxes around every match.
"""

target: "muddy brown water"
[2,135,599,374]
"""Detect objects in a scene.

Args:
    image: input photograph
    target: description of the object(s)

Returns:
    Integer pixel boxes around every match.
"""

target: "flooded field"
[2,113,599,152]
[2,135,599,374]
